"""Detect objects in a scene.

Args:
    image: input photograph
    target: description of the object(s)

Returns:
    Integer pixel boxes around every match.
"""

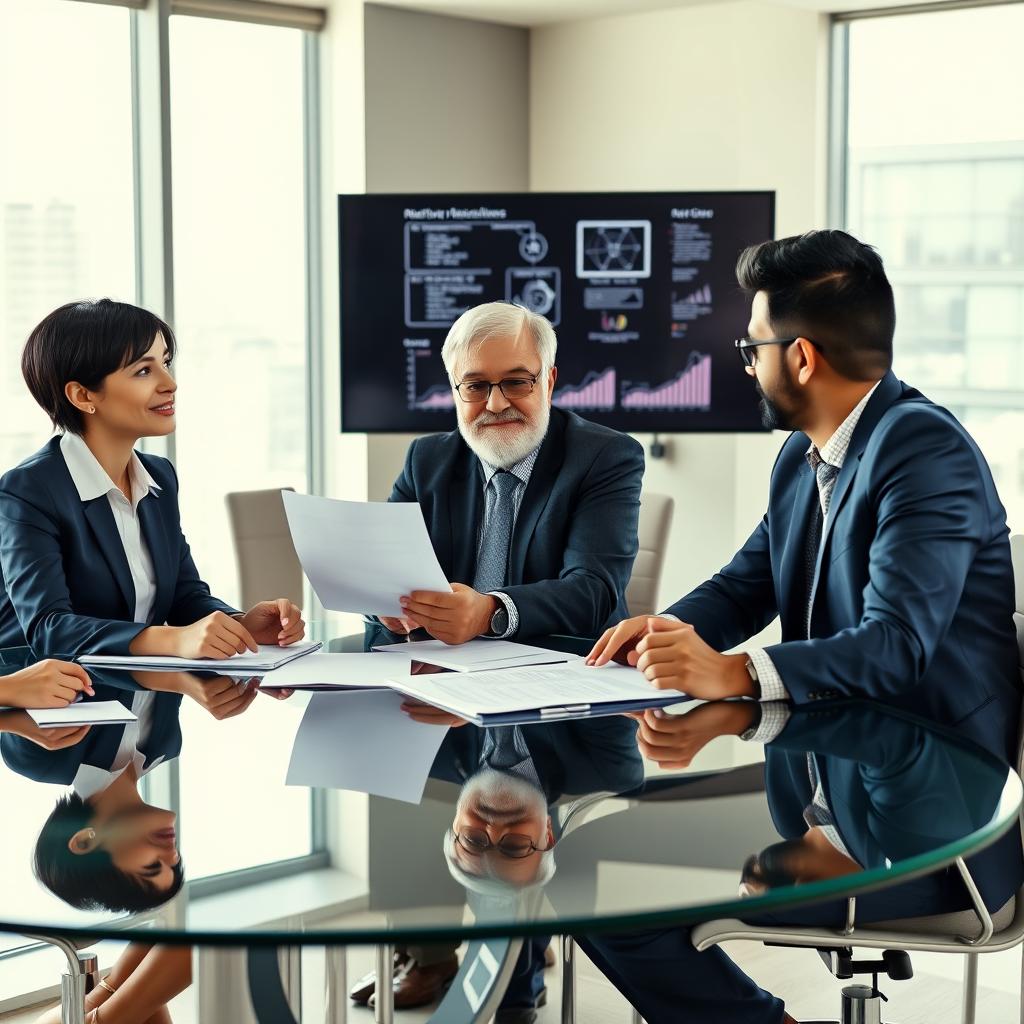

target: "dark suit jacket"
[768,703,1022,912]
[384,408,644,639]
[430,715,644,805]
[1,685,183,786]
[665,372,1020,760]
[0,436,237,656]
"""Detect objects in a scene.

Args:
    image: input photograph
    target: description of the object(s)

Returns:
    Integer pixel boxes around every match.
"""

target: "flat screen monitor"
[339,191,775,433]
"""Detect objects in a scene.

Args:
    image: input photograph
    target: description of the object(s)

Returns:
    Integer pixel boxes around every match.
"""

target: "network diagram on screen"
[339,191,775,433]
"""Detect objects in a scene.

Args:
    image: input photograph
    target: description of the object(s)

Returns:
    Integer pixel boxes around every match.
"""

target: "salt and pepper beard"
[456,389,551,469]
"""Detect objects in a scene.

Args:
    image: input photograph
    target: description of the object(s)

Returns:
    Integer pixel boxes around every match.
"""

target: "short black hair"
[34,793,184,913]
[736,230,895,381]
[21,299,176,435]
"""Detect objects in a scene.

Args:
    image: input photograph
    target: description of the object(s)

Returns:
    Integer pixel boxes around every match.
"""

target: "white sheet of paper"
[282,491,451,617]
[260,652,413,690]
[285,690,449,803]
[391,662,685,716]
[371,638,581,673]
[80,642,322,675]
[28,701,138,728]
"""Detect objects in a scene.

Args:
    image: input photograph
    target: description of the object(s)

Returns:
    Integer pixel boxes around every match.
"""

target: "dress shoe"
[495,985,547,1024]
[367,955,459,1010]
[349,950,412,1004]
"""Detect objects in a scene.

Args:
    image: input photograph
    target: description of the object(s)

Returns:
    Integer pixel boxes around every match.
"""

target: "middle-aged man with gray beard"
[370,299,645,649]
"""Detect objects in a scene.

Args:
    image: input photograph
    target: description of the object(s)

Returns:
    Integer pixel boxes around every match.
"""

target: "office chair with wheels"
[624,492,674,617]
[690,532,1024,1024]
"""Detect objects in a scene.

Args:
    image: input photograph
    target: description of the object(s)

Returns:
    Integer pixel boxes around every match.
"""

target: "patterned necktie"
[804,450,839,636]
[480,725,543,788]
[473,470,520,594]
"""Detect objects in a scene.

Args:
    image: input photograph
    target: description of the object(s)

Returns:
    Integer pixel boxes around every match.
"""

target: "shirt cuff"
[743,701,791,744]
[485,591,519,639]
[748,648,789,703]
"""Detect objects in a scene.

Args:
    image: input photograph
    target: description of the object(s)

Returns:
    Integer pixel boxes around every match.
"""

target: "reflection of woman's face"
[81,804,180,893]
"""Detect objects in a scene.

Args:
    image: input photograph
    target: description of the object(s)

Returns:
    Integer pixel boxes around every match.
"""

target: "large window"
[840,3,1024,531]
[0,1,323,946]
[0,0,135,471]
[169,14,309,610]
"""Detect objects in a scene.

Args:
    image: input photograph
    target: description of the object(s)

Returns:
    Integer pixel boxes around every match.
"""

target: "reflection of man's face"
[452,768,554,887]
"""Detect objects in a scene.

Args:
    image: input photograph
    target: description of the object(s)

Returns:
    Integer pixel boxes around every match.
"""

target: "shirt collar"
[71,750,165,800]
[479,444,542,489]
[60,431,161,507]
[808,381,881,470]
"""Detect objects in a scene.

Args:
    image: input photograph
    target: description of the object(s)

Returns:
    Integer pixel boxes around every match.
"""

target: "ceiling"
[371,0,950,27]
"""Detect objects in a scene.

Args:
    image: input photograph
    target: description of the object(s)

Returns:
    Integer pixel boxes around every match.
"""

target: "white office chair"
[690,532,1024,1024]
[625,492,675,617]
[225,487,304,609]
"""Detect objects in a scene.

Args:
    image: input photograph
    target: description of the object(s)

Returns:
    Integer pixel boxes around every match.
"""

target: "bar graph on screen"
[621,353,711,411]
[406,346,455,411]
[552,368,616,411]
[413,386,455,410]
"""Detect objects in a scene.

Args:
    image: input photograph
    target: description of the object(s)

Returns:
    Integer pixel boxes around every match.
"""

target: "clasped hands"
[587,615,756,701]
[379,583,498,646]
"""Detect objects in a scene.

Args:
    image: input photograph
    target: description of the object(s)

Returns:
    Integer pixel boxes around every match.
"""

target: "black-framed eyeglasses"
[453,827,555,859]
[453,372,540,404]
[734,336,823,369]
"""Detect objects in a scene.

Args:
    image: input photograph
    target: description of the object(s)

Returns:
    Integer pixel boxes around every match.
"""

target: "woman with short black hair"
[0,298,304,659]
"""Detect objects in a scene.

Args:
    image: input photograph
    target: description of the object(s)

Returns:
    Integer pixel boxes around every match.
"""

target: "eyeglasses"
[734,336,823,369]
[453,827,554,859]
[453,372,540,404]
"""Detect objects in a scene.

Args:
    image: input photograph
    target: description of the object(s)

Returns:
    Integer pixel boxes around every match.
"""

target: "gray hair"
[441,301,557,379]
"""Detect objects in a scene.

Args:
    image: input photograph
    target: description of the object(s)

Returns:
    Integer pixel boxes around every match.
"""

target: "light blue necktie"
[473,470,519,594]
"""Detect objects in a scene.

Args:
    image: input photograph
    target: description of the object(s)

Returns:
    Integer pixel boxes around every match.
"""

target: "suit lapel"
[139,491,175,622]
[779,459,817,633]
[83,499,135,616]
[508,415,566,586]
[808,372,903,624]
[446,452,485,585]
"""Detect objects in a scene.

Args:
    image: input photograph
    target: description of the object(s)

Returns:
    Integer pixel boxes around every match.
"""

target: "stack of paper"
[388,662,688,726]
[79,641,322,675]
[371,638,580,672]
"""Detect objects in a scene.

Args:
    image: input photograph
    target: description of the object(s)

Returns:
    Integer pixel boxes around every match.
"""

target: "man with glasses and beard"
[356,301,643,1010]
[369,300,644,648]
[582,229,1019,1024]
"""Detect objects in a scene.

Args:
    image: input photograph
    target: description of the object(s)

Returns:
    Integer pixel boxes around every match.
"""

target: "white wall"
[322,0,830,615]
[530,0,828,608]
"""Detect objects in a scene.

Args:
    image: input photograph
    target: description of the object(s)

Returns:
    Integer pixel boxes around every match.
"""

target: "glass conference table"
[0,634,1020,1024]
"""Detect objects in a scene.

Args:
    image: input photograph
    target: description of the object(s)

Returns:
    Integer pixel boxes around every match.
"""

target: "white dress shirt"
[60,432,161,624]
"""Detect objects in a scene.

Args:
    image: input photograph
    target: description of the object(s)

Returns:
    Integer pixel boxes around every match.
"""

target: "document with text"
[389,662,687,725]
[282,491,451,617]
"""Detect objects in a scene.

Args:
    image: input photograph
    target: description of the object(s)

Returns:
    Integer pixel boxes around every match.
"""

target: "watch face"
[491,606,510,635]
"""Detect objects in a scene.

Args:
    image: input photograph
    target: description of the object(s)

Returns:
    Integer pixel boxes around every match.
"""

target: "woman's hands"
[0,709,91,750]
[0,659,93,709]
[238,599,305,647]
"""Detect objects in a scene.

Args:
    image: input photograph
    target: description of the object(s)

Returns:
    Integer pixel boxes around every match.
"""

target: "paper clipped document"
[28,701,138,728]
[285,689,449,803]
[371,638,581,673]
[281,491,451,617]
[259,652,413,690]
[389,662,687,725]
[79,641,322,674]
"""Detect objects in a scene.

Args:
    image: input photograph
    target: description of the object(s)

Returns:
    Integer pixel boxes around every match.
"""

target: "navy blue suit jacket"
[666,372,1020,759]
[1,678,183,786]
[385,408,644,639]
[769,704,1022,912]
[0,437,237,656]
